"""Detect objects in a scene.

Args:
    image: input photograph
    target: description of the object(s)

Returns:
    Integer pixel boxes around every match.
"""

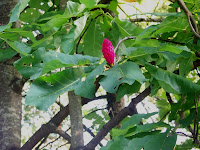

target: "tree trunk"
[0,0,23,150]
[68,91,84,150]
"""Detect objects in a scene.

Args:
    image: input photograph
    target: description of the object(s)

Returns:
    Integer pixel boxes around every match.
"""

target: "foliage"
[1,0,200,149]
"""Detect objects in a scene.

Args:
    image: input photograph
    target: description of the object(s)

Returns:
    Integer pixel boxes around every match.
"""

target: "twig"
[176,132,193,138]
[166,92,173,104]
[114,36,136,53]
[194,93,199,144]
[35,136,48,150]
[84,87,151,150]
[130,18,163,22]
[39,137,60,150]
[177,0,200,38]
[188,125,200,147]
[83,125,103,147]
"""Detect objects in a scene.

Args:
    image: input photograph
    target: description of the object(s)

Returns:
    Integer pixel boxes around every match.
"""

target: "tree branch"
[177,0,200,38]
[20,96,104,150]
[130,18,163,22]
[83,125,103,147]
[84,87,151,150]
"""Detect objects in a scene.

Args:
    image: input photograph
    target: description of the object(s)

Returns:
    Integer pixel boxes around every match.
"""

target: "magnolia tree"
[1,0,200,149]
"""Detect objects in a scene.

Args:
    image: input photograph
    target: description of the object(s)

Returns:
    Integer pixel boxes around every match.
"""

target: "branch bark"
[68,91,84,150]
[84,87,151,150]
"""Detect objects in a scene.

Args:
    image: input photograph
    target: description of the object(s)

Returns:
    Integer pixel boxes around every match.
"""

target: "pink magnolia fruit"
[102,38,115,66]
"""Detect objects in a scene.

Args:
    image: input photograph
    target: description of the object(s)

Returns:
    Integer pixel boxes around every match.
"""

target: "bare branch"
[114,36,136,53]
[83,125,103,147]
[84,87,151,150]
[176,132,193,138]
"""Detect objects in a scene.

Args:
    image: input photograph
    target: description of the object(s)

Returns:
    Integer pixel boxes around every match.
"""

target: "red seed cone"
[102,38,115,66]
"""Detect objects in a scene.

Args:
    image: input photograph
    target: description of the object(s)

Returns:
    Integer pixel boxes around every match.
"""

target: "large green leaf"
[145,63,200,94]
[75,62,105,98]
[64,1,86,18]
[4,41,31,55]
[41,14,69,32]
[26,68,84,110]
[103,136,130,150]
[80,0,100,8]
[79,18,104,57]
[0,48,17,62]
[100,61,146,93]
[115,18,143,37]
[0,0,30,32]
[61,14,88,54]
[19,8,41,24]
[124,133,177,150]
[156,98,171,120]
[111,112,157,139]
[116,81,141,101]
[14,48,100,80]
[153,13,189,35]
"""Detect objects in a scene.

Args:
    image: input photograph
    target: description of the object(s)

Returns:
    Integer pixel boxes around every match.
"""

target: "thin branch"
[151,37,185,45]
[176,132,193,138]
[177,0,200,38]
[20,97,104,150]
[166,92,173,104]
[39,137,60,150]
[188,125,200,147]
[130,18,163,22]
[84,87,151,150]
[114,36,136,53]
[83,125,103,147]
[54,128,71,143]
[35,136,48,150]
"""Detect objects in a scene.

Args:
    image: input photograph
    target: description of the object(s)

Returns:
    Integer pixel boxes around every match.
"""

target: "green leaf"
[106,136,130,150]
[10,0,31,23]
[29,0,50,11]
[111,112,157,138]
[125,122,169,137]
[41,15,69,32]
[0,48,17,62]
[175,139,197,150]
[14,48,100,80]
[64,1,86,18]
[0,0,30,32]
[74,14,88,39]
[25,68,84,110]
[100,61,146,93]
[61,26,76,54]
[19,8,41,24]
[5,28,36,43]
[115,18,143,37]
[116,81,141,101]
[156,99,171,120]
[61,14,88,54]
[121,47,159,58]
[153,13,188,35]
[179,54,194,76]
[124,133,176,150]
[108,0,118,16]
[5,41,31,55]
[74,62,105,98]
[145,63,200,94]
[79,18,104,57]
[80,0,100,8]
